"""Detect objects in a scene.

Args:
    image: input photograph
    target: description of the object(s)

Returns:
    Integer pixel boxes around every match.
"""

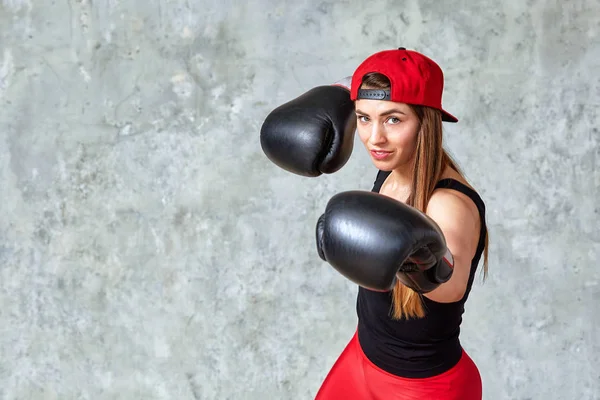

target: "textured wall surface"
[1,0,598,399]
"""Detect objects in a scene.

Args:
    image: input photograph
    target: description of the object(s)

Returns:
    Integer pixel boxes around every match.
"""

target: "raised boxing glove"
[316,190,454,293]
[259,78,356,177]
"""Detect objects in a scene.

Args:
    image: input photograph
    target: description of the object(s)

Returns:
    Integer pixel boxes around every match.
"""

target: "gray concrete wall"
[1,0,598,399]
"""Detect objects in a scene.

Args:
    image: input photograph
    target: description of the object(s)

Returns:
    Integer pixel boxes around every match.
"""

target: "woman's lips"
[370,150,393,160]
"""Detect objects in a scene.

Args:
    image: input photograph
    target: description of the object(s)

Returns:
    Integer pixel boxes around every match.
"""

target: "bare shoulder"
[427,169,481,227]
[426,190,479,239]
[427,188,479,222]
[426,170,482,254]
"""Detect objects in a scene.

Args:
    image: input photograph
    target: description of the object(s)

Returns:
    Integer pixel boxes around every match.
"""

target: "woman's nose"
[368,123,386,145]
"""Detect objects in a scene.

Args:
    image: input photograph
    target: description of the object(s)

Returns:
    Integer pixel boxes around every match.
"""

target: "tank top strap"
[371,170,391,193]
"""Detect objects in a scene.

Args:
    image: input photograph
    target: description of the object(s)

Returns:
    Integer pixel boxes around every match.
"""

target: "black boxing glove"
[260,78,356,177]
[316,190,454,293]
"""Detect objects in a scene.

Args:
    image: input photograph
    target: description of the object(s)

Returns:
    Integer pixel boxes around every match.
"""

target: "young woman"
[260,47,489,400]
[314,48,489,400]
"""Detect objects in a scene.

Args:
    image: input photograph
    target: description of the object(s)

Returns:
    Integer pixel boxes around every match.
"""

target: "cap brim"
[441,110,458,123]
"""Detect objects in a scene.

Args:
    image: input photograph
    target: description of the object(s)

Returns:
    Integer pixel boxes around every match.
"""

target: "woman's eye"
[357,116,369,123]
[388,117,401,124]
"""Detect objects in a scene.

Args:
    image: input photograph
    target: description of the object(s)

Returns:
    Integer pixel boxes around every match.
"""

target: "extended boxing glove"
[260,78,356,177]
[316,191,454,293]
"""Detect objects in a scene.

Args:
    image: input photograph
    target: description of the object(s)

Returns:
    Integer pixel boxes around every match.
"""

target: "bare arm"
[423,190,481,303]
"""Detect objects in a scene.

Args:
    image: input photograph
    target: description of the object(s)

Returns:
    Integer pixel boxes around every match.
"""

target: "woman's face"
[355,99,421,171]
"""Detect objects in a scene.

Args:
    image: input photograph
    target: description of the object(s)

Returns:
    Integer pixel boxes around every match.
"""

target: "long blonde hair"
[360,73,489,320]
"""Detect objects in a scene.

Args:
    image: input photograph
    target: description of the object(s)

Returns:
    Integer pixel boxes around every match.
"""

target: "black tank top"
[356,170,487,378]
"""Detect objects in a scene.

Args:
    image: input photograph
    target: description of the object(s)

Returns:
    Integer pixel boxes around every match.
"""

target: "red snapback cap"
[350,47,458,123]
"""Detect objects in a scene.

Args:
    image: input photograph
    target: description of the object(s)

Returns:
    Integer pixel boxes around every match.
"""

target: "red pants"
[315,331,482,400]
